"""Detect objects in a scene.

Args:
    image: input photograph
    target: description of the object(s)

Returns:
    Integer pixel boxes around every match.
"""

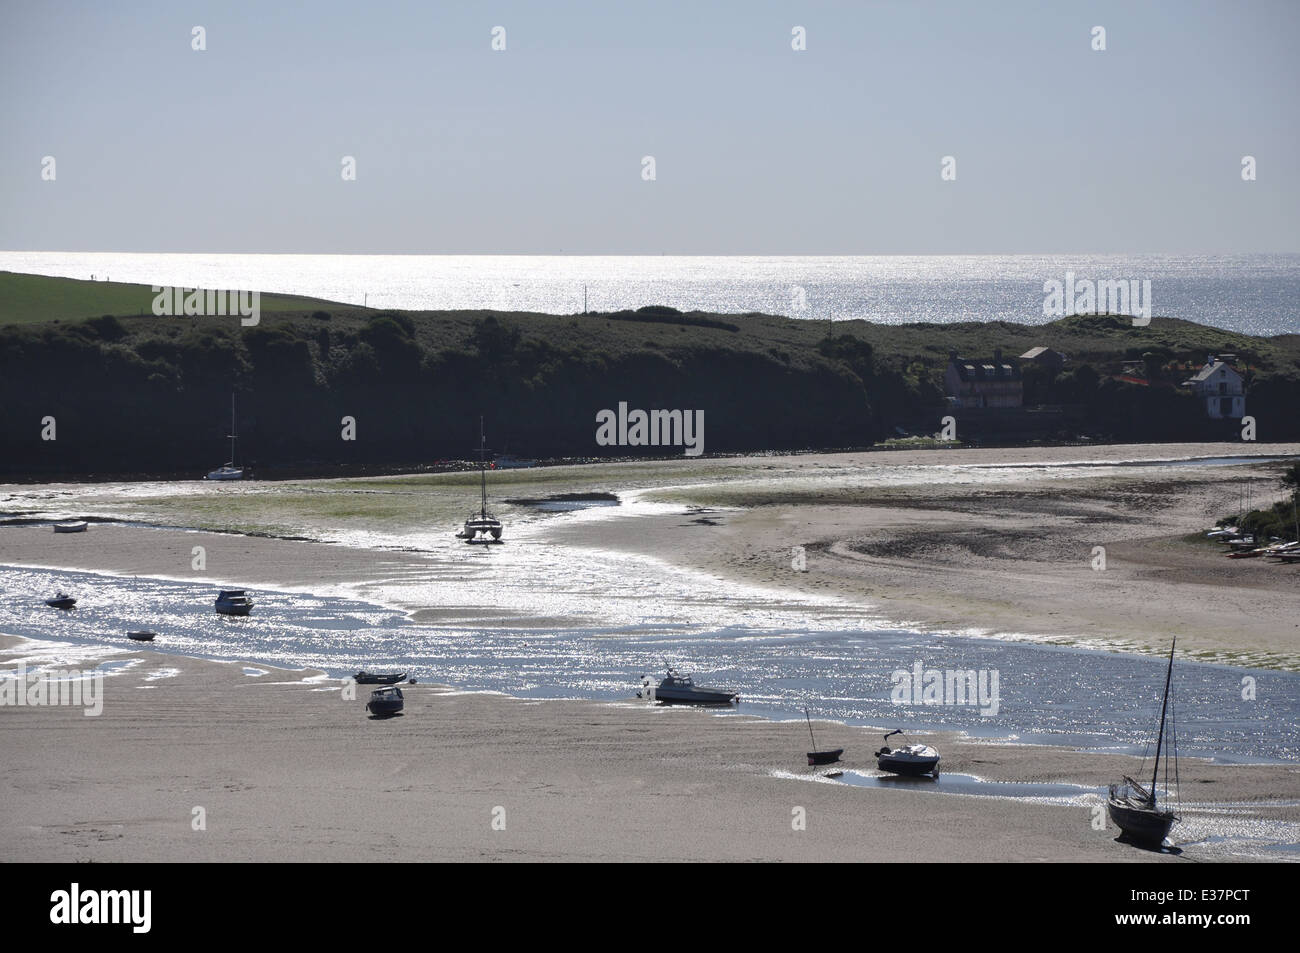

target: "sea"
[3,252,1299,336]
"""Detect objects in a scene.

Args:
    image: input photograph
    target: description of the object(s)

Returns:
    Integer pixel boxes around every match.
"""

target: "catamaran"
[1107,640,1180,847]
[455,416,504,543]
[206,393,246,480]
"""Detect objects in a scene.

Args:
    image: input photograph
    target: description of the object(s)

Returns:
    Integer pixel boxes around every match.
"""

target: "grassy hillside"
[2,272,1298,475]
[0,271,339,326]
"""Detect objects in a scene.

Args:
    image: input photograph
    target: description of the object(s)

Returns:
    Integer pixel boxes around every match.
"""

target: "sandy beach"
[5,634,1296,863]
[3,442,1299,862]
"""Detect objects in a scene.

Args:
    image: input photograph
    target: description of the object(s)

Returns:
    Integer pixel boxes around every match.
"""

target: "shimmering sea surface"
[3,252,1298,335]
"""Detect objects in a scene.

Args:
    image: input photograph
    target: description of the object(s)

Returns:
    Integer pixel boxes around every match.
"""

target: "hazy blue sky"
[2,0,1297,254]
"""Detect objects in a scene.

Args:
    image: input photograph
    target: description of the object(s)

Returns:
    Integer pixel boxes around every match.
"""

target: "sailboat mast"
[479,415,487,518]
[230,393,237,466]
[1150,639,1176,803]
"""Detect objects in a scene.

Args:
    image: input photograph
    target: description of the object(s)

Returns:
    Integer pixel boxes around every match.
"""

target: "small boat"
[44,592,77,610]
[206,394,246,481]
[127,630,157,642]
[353,671,407,685]
[214,589,253,616]
[804,708,843,766]
[456,416,504,543]
[874,729,940,777]
[1107,640,1180,848]
[53,521,88,533]
[639,663,739,705]
[366,686,404,717]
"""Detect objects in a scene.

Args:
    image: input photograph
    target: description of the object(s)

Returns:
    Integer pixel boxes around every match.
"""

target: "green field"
[0,271,341,326]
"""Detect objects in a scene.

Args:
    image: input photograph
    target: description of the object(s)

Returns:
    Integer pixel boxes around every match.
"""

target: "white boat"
[214,589,254,616]
[456,417,504,543]
[206,394,246,481]
[53,521,88,533]
[874,730,940,777]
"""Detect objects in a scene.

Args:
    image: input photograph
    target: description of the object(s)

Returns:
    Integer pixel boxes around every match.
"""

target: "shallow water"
[2,563,1296,768]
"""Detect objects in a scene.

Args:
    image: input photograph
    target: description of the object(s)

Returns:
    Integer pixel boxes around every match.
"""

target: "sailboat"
[455,416,504,543]
[206,393,246,480]
[1107,639,1180,847]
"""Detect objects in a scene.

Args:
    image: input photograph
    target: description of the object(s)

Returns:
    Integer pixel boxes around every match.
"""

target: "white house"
[1182,355,1245,419]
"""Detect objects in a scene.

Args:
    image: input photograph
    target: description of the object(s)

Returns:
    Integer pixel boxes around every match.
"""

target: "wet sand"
[6,635,1294,863]
[2,442,1298,861]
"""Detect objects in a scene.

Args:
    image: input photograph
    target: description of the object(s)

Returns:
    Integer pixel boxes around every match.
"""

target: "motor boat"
[366,686,404,717]
[214,589,253,616]
[44,592,77,610]
[53,521,88,533]
[874,729,940,777]
[1107,640,1180,847]
[639,663,739,705]
[353,671,407,685]
[127,631,157,642]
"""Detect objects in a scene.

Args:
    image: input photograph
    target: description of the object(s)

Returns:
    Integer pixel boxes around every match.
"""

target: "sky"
[1,0,1297,254]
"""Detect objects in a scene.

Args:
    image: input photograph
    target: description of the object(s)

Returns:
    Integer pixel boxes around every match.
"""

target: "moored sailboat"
[1107,639,1180,847]
[456,416,504,543]
[206,393,246,480]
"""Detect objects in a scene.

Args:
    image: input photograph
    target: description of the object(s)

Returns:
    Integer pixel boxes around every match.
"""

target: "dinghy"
[127,631,157,642]
[53,521,88,533]
[44,592,77,610]
[353,671,407,685]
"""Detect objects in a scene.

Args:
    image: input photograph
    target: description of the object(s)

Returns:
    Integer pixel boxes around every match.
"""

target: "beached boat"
[456,416,504,543]
[206,394,246,481]
[874,729,940,777]
[353,671,407,685]
[214,589,253,616]
[127,631,157,642]
[44,592,77,610]
[53,521,88,533]
[366,686,404,717]
[639,663,739,705]
[804,708,843,766]
[1107,640,1180,848]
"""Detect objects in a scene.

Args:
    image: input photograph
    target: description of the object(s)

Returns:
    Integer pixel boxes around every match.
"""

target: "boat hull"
[45,598,77,610]
[127,631,157,642]
[653,687,738,705]
[354,673,406,685]
[1107,800,1176,846]
[215,603,252,616]
[808,749,844,766]
[877,755,940,777]
[53,522,88,533]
